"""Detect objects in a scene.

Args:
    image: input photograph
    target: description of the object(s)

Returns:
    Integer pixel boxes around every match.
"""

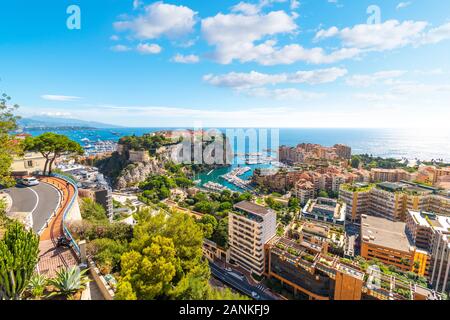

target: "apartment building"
[265,236,440,300]
[360,215,429,276]
[333,144,352,160]
[430,231,450,293]
[293,180,315,204]
[302,197,346,226]
[406,210,450,293]
[279,143,352,165]
[339,183,374,222]
[340,181,450,223]
[289,219,346,256]
[370,168,413,183]
[228,201,277,276]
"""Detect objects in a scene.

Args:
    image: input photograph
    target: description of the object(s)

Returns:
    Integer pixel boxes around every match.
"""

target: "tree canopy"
[24,132,83,175]
[0,93,21,187]
[116,210,211,300]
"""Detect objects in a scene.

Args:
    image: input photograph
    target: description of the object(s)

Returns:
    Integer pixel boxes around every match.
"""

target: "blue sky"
[0,0,449,128]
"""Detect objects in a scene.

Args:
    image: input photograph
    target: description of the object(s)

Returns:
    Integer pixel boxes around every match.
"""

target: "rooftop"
[408,210,450,232]
[361,215,413,253]
[376,181,434,195]
[234,200,272,217]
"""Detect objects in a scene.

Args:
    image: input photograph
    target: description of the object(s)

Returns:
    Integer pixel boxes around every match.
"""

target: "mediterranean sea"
[24,127,450,191]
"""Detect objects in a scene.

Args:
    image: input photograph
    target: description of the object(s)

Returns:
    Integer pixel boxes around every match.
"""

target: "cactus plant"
[27,273,48,299]
[48,266,90,299]
[0,222,39,300]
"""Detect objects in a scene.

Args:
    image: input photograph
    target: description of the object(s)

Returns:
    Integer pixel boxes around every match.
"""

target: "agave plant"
[27,273,48,299]
[48,267,90,299]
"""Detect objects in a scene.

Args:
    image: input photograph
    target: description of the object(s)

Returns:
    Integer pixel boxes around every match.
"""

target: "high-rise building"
[406,210,450,293]
[228,201,277,276]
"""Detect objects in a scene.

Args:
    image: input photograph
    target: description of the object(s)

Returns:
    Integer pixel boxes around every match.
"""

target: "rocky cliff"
[115,159,164,189]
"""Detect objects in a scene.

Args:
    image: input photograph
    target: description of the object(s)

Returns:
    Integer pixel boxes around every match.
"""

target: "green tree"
[211,217,229,248]
[0,93,21,187]
[208,287,249,300]
[198,214,218,238]
[288,197,300,211]
[0,222,39,300]
[80,198,108,222]
[24,132,83,175]
[318,190,329,198]
[117,210,210,300]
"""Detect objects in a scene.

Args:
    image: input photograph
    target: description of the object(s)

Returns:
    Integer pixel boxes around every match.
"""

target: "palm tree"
[48,267,90,299]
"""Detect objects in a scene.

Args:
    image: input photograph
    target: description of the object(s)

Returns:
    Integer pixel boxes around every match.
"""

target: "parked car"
[19,176,40,186]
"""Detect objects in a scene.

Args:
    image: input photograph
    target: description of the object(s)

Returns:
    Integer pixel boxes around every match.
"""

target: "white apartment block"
[228,201,277,276]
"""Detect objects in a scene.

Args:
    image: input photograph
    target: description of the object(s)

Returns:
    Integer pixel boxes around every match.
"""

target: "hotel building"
[228,201,277,276]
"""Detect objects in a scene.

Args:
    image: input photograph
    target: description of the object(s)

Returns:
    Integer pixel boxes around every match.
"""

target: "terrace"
[269,236,441,300]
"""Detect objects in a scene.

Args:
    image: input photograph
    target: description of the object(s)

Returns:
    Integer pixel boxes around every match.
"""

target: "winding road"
[3,182,60,233]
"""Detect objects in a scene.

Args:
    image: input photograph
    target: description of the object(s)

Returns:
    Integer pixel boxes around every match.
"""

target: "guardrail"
[50,173,81,258]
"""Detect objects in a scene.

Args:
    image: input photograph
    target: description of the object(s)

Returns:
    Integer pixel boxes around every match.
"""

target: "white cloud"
[290,0,300,10]
[201,11,359,65]
[396,2,412,10]
[346,70,406,87]
[242,87,324,100]
[41,95,82,102]
[315,19,450,54]
[110,35,120,41]
[316,20,428,51]
[39,111,73,117]
[201,11,297,64]
[114,2,197,40]
[133,0,142,10]
[136,43,162,54]
[204,71,287,89]
[231,2,260,16]
[173,53,200,63]
[204,67,347,88]
[419,22,450,45]
[110,44,132,52]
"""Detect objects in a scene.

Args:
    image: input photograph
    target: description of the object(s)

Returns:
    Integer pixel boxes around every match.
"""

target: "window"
[26,160,33,167]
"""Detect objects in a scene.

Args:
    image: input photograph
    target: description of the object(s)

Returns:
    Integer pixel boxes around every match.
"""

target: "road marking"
[27,187,40,215]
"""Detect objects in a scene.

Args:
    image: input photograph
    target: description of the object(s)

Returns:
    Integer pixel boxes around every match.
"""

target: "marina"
[219,166,253,191]
[203,181,231,192]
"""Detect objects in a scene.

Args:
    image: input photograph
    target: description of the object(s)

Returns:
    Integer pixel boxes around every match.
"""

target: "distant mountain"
[18,116,122,129]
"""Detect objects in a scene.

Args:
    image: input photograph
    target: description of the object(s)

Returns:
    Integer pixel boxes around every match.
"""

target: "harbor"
[219,166,253,191]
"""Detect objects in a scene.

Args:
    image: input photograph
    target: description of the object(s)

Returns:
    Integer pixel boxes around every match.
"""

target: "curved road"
[3,182,60,233]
